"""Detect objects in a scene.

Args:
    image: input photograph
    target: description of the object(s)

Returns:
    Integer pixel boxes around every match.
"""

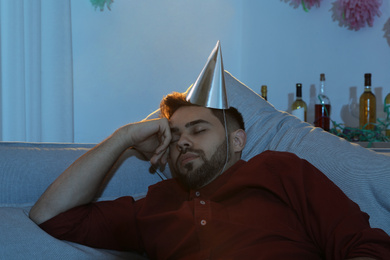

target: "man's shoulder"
[250,150,302,163]
[243,150,309,179]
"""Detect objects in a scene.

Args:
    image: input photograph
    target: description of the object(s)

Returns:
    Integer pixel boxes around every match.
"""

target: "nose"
[177,134,192,153]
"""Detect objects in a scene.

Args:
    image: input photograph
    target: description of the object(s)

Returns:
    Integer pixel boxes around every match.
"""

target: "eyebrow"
[170,119,211,133]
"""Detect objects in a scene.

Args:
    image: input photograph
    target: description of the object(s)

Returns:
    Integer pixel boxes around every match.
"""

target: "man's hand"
[122,118,172,166]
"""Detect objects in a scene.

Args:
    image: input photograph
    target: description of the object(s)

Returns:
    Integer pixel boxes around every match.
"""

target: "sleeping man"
[29,91,390,259]
[29,42,390,259]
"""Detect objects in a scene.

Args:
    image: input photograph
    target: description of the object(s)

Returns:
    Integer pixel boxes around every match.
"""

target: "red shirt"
[40,151,390,259]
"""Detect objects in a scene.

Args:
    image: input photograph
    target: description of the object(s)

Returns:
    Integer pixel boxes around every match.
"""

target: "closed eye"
[193,128,207,135]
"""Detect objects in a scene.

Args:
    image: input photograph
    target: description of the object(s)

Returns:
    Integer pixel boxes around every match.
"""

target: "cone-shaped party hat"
[186,41,229,109]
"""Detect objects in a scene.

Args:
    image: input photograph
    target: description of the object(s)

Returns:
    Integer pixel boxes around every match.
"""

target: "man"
[30,92,390,259]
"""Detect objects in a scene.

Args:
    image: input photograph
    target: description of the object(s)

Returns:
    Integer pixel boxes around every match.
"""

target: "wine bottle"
[291,83,307,122]
[261,85,268,101]
[384,93,390,137]
[359,73,376,130]
[314,73,331,131]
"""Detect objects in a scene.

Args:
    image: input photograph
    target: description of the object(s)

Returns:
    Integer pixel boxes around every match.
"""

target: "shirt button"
[195,191,200,197]
[200,220,207,226]
[200,200,206,205]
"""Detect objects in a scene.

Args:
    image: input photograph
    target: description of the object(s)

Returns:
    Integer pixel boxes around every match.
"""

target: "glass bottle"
[291,83,307,122]
[261,85,268,101]
[384,93,390,137]
[359,73,376,130]
[314,73,331,131]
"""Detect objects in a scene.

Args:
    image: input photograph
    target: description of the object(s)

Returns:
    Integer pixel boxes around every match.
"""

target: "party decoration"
[383,18,390,46]
[186,41,229,110]
[335,0,383,30]
[329,114,389,145]
[290,0,322,12]
[90,0,114,11]
[331,123,389,144]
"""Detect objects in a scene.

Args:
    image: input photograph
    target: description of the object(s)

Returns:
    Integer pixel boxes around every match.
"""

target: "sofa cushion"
[0,207,147,260]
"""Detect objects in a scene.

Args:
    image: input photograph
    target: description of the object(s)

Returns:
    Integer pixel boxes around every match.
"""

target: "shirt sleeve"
[262,151,390,259]
[39,196,144,252]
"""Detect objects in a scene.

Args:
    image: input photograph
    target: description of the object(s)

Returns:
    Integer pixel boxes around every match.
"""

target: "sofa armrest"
[0,142,161,207]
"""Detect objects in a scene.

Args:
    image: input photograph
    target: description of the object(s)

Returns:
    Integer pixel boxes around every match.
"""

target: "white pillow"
[147,71,390,235]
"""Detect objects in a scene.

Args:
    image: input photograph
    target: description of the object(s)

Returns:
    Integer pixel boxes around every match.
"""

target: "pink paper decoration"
[384,18,390,46]
[336,0,383,30]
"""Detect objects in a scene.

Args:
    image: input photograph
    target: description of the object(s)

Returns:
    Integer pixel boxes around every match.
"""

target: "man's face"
[168,106,229,189]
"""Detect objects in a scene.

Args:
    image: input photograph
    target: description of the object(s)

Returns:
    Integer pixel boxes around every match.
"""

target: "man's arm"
[29,118,171,225]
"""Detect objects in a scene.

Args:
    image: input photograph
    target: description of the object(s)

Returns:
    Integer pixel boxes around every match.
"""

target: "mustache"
[175,148,205,168]
[179,148,204,157]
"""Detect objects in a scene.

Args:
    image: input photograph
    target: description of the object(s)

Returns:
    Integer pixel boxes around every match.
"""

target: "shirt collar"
[188,159,246,199]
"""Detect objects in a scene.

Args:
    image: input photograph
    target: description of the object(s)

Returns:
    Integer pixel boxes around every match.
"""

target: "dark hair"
[160,92,245,132]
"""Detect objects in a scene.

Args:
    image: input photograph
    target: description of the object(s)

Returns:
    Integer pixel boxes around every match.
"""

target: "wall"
[71,0,390,143]
[71,0,242,143]
[240,1,390,128]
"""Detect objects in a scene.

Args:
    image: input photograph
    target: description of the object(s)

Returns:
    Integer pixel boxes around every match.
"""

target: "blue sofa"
[0,142,157,259]
[1,72,389,259]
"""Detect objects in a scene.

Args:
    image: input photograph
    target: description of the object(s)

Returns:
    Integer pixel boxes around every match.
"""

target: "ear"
[231,129,246,153]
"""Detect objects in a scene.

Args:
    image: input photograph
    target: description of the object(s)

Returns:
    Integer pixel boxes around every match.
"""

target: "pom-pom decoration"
[290,0,322,12]
[335,0,383,30]
[383,18,390,47]
[90,0,114,11]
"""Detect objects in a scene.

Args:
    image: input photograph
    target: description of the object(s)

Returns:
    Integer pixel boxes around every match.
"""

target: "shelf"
[356,142,390,155]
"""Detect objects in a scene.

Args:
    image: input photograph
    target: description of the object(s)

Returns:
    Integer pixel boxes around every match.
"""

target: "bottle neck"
[364,85,372,92]
[296,85,302,99]
[261,85,267,100]
[319,80,326,94]
[364,73,371,92]
[317,79,331,105]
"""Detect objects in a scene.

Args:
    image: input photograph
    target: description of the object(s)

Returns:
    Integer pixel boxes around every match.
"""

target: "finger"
[150,145,169,167]
[155,125,171,154]
[150,154,159,166]
[160,147,169,165]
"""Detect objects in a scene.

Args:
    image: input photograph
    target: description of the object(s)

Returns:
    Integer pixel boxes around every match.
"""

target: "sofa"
[1,71,389,259]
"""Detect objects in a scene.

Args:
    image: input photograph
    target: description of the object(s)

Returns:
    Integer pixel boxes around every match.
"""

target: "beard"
[172,138,228,190]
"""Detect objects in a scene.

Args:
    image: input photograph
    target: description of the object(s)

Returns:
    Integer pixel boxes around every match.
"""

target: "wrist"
[109,124,135,150]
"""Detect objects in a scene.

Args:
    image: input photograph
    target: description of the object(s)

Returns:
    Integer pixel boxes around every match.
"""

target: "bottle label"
[292,107,305,121]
